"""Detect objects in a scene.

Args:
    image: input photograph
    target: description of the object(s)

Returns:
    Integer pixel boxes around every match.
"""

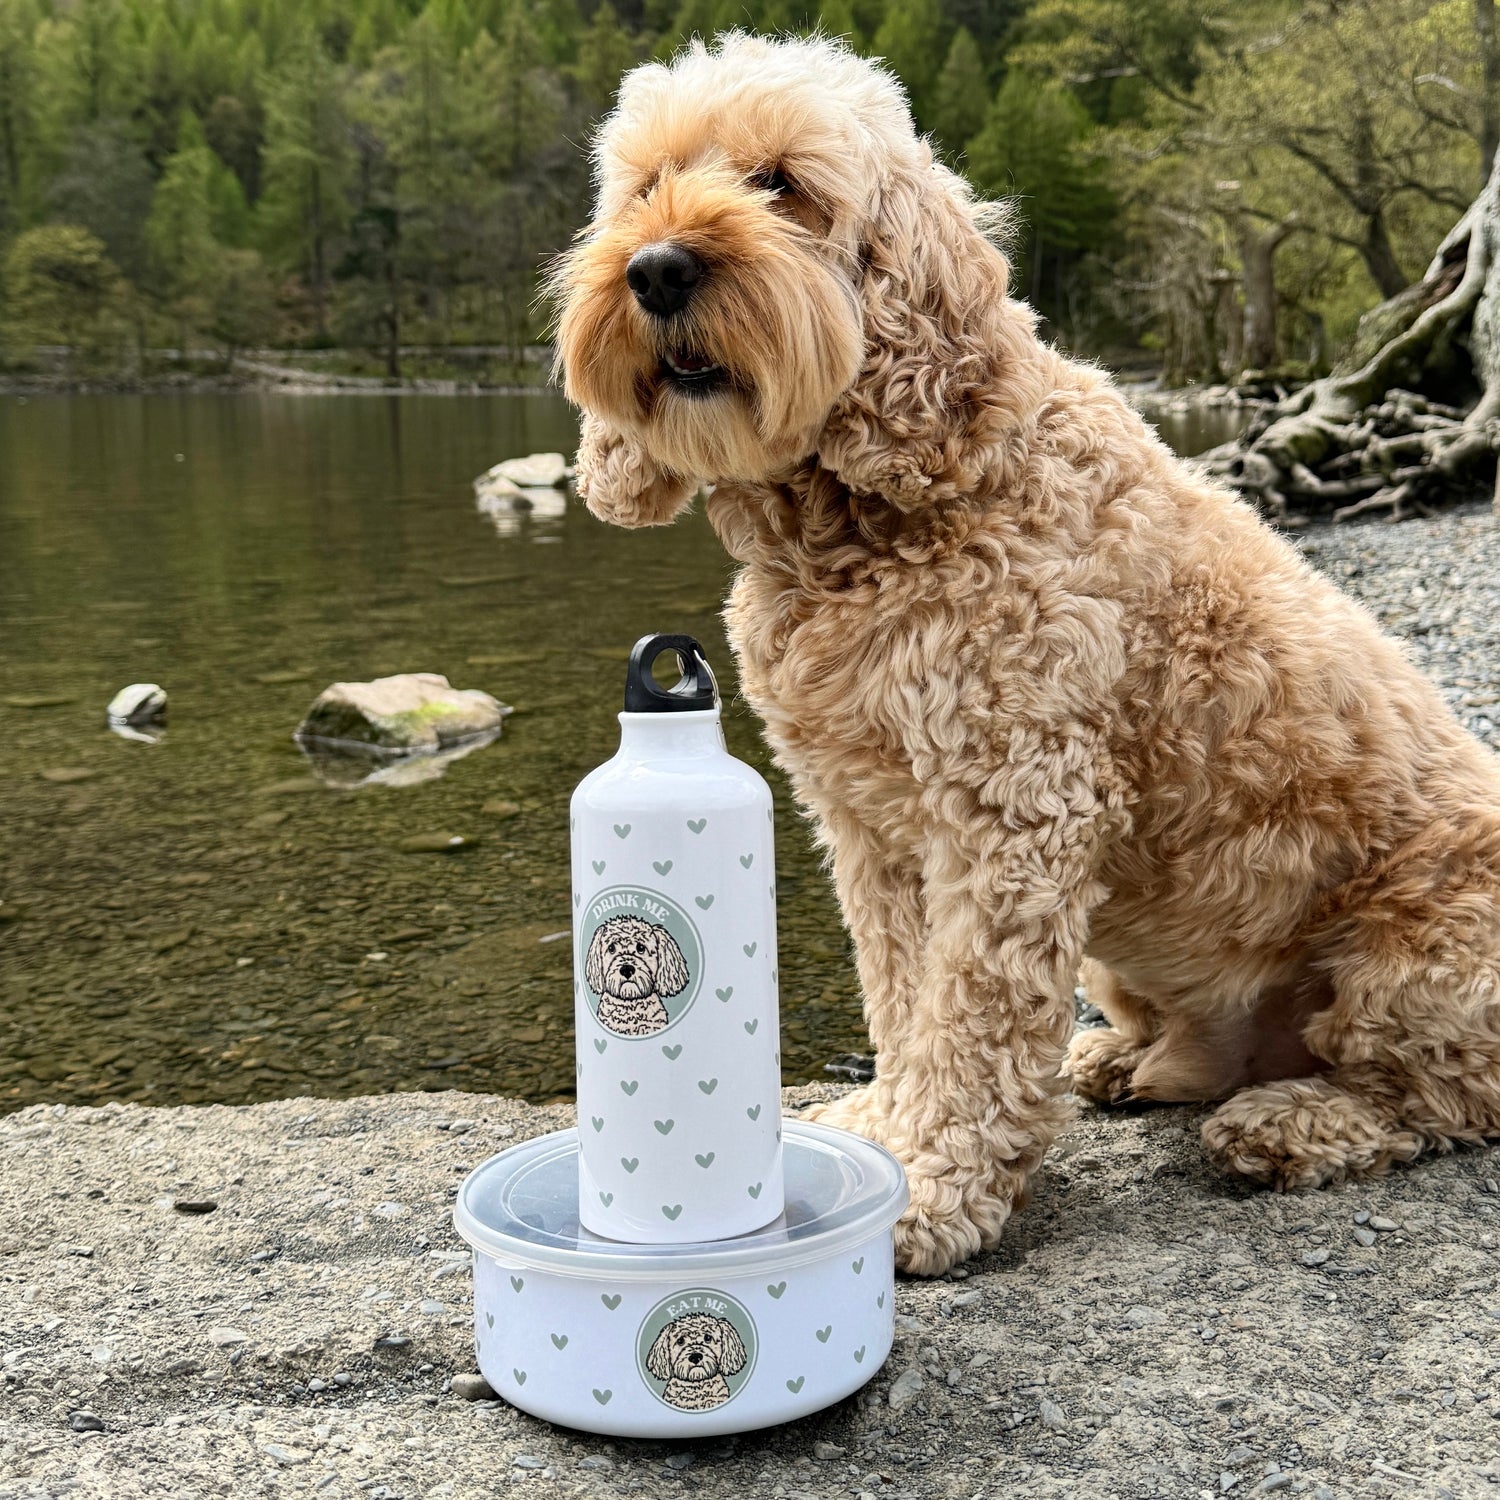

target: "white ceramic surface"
[455,1123,908,1438]
[571,706,783,1242]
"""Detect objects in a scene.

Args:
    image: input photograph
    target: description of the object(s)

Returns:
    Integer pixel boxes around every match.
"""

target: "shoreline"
[2,1084,1494,1497]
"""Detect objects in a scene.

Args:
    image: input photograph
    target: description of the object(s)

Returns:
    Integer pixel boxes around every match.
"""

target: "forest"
[0,0,1493,383]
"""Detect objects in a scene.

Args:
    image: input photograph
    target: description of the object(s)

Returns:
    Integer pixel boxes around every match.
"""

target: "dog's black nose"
[626,243,703,318]
[687,1350,702,1363]
[619,962,635,978]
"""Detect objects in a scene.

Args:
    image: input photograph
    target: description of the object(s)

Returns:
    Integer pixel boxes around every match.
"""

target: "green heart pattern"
[786,1376,805,1393]
[613,823,631,838]
[509,1276,524,1292]
[600,1294,621,1310]
[599,1190,613,1206]
[653,859,672,875]
[748,1182,762,1198]
[551,1333,568,1350]
[593,1388,612,1405]
[662,1203,682,1220]
[766,1282,786,1299]
[695,1152,715,1167]
[816,1325,831,1343]
[514,1369,527,1385]
[698,1078,717,1094]
[661,1043,681,1060]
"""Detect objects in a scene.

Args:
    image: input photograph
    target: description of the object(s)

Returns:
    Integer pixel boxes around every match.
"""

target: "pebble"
[1123,1305,1166,1327]
[481,799,521,819]
[306,1378,328,1392]
[512,1455,545,1469]
[333,1373,354,1386]
[1352,1227,1378,1248]
[262,1443,311,1466]
[1038,1397,1069,1432]
[207,1327,247,1346]
[578,1455,614,1469]
[67,1412,105,1433]
[419,1299,445,1315]
[397,833,477,854]
[40,767,96,783]
[1369,1216,1400,1232]
[813,1441,847,1460]
[171,1199,218,1215]
[1353,1210,1371,1225]
[373,1334,411,1350]
[1300,1248,1331,1267]
[887,1368,925,1412]
[451,1374,496,1401]
[950,1290,983,1309]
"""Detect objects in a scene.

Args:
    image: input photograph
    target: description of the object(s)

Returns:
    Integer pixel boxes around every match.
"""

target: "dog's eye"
[635,941,647,953]
[752,165,793,197]
[606,942,616,954]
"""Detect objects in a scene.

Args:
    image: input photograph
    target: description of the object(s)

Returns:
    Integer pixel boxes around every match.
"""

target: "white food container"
[454,1120,908,1437]
[571,634,783,1243]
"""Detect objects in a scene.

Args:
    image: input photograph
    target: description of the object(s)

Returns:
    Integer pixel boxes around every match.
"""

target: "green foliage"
[967,70,1113,321]
[2,222,127,356]
[0,0,1486,381]
[929,26,989,158]
[871,0,950,132]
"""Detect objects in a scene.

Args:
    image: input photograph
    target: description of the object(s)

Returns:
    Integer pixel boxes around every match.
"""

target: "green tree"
[871,0,950,131]
[207,247,277,366]
[929,26,989,156]
[966,70,1113,322]
[0,0,39,236]
[259,29,352,340]
[146,114,225,340]
[576,1,637,114]
[1,222,128,364]
[45,120,154,284]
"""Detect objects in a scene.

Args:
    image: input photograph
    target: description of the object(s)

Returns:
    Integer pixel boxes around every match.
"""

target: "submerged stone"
[106,683,167,725]
[481,451,569,488]
[296,673,510,755]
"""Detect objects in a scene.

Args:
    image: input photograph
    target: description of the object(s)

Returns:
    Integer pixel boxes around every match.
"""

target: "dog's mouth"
[659,347,727,395]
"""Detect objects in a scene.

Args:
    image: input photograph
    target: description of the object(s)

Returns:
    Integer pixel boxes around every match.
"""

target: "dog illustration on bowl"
[584,914,691,1037]
[644,1312,748,1411]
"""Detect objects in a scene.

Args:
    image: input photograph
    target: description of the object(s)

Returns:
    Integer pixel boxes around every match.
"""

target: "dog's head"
[584,915,690,1003]
[551,32,1042,524]
[644,1313,748,1385]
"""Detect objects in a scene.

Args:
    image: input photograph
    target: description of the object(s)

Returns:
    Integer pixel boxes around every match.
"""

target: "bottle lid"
[624,634,718,714]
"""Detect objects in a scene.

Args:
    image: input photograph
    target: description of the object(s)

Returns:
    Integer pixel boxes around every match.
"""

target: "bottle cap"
[623,634,718,713]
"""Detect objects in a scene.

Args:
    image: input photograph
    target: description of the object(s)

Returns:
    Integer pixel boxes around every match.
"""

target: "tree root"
[1192,156,1500,523]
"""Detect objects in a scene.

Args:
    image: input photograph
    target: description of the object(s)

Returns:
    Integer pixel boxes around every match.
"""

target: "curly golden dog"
[552,33,1500,1275]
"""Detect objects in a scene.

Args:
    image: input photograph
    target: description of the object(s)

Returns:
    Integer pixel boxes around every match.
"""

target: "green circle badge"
[579,885,703,1039]
[637,1288,758,1412]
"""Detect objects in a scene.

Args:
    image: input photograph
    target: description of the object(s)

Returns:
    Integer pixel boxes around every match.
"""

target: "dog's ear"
[644,1324,674,1380]
[652,926,691,998]
[816,164,1044,510]
[575,412,697,528]
[716,1318,747,1376]
[583,924,610,995]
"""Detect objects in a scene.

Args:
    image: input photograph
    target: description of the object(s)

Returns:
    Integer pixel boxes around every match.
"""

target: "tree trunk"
[1478,0,1499,188]
[1197,153,1500,521]
[1239,215,1299,371]
[1361,207,1409,301]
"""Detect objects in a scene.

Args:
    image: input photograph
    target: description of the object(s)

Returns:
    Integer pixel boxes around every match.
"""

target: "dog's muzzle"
[627,242,703,318]
[606,958,652,999]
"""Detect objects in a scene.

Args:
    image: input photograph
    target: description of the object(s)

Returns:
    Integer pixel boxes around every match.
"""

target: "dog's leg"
[801,811,926,1140]
[1063,959,1161,1105]
[1203,825,1500,1188]
[809,791,1104,1275]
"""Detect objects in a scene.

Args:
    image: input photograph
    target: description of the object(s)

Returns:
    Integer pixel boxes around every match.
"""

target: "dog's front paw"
[1202,1079,1424,1190]
[893,1168,1015,1277]
[1063,1026,1145,1105]
[799,1086,885,1135]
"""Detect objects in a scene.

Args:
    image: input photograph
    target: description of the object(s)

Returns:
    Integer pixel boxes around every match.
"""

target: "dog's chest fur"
[662,1374,732,1410]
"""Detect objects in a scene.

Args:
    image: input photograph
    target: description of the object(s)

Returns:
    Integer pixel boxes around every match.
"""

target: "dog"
[584,915,690,1036]
[644,1313,748,1410]
[552,33,1500,1275]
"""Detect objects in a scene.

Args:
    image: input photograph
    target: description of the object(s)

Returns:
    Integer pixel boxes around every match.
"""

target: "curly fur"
[553,32,1500,1276]
[584,915,690,1037]
[644,1314,747,1410]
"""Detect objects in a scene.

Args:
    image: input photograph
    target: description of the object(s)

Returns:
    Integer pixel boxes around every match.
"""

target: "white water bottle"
[572,634,784,1243]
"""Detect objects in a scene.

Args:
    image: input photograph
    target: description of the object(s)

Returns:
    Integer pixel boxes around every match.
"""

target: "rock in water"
[296,673,511,754]
[106,683,167,726]
[481,451,569,489]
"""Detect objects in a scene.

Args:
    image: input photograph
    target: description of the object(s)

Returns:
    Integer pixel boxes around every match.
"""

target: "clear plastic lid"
[454,1120,908,1281]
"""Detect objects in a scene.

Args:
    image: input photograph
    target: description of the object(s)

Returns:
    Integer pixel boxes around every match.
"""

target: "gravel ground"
[3,1084,1498,1500]
[1295,501,1500,752]
[3,505,1500,1500]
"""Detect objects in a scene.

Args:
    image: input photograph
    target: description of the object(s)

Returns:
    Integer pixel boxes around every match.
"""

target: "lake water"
[0,390,1243,1116]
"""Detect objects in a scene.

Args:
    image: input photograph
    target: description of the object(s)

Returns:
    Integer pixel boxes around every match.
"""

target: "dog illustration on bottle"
[584,914,691,1037]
